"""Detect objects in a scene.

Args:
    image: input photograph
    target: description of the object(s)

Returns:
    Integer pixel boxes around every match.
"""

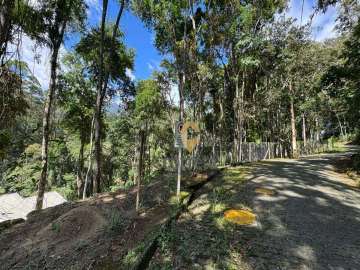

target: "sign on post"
[174,121,200,153]
[175,121,184,148]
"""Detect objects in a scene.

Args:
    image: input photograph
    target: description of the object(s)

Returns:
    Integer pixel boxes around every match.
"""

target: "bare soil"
[0,177,174,270]
[0,170,217,270]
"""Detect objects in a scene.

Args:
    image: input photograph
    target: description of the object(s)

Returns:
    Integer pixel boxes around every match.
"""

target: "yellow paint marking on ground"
[255,187,275,196]
[224,209,256,225]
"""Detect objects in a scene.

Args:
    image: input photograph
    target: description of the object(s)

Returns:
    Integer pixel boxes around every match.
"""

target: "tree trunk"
[290,96,298,158]
[136,128,146,212]
[36,47,59,210]
[302,113,306,147]
[76,136,85,198]
[0,0,13,64]
[93,0,108,194]
[176,72,185,199]
[336,114,344,137]
[83,116,95,199]
[315,116,320,141]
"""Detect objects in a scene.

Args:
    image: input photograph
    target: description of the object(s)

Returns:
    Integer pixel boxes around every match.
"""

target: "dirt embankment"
[0,178,173,270]
[0,171,218,270]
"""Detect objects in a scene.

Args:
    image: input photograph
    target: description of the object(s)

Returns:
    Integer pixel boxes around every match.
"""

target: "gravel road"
[243,147,360,270]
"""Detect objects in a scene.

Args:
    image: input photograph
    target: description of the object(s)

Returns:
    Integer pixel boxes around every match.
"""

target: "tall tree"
[36,0,86,210]
[57,53,95,198]
[133,0,197,198]
[76,6,133,194]
[92,0,127,194]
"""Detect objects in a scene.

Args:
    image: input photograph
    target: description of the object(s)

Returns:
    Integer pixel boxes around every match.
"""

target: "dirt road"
[244,147,360,269]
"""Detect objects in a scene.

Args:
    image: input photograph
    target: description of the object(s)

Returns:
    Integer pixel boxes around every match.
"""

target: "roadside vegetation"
[0,0,360,268]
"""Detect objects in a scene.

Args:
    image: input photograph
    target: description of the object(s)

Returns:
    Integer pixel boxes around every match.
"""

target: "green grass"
[148,167,252,269]
[51,222,61,233]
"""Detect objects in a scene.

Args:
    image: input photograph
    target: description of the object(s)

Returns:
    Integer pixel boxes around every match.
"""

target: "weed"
[104,208,128,234]
[51,222,60,233]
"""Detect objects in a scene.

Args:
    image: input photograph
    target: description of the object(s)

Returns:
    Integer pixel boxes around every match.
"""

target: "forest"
[1,0,360,269]
[1,0,359,214]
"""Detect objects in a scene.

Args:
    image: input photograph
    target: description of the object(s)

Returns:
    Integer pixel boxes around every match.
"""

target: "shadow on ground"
[149,151,360,270]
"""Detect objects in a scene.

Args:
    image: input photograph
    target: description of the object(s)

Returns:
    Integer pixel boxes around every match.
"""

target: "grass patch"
[148,167,253,269]
[104,208,129,235]
[122,242,146,268]
[51,222,61,233]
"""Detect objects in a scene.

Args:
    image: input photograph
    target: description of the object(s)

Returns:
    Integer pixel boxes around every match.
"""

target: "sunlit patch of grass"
[168,191,189,206]
[214,216,227,230]
[122,243,145,268]
[148,166,251,268]
[212,202,226,213]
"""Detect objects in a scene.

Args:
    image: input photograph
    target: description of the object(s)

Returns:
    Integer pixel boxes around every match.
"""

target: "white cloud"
[18,36,50,90]
[147,62,155,70]
[85,0,101,17]
[9,35,67,90]
[312,6,338,41]
[126,68,136,81]
[169,83,179,105]
[285,0,339,41]
[147,60,161,72]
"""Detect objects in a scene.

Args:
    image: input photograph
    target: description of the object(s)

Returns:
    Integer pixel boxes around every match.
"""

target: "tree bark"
[302,113,307,147]
[136,128,146,212]
[93,0,108,194]
[290,96,298,158]
[176,72,185,199]
[83,116,95,199]
[315,116,320,141]
[0,0,13,64]
[36,46,60,210]
[76,136,85,198]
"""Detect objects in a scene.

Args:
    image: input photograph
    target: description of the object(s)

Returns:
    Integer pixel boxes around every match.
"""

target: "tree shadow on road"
[148,154,360,269]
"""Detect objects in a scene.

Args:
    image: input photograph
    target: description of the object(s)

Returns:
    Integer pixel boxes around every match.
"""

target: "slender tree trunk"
[136,128,146,212]
[93,0,108,194]
[36,47,59,210]
[0,0,13,64]
[176,72,185,199]
[290,96,298,158]
[76,137,85,198]
[315,116,320,141]
[302,113,306,146]
[336,114,344,137]
[83,116,95,199]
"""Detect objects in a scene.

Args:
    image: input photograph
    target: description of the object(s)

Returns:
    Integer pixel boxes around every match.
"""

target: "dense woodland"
[0,0,359,207]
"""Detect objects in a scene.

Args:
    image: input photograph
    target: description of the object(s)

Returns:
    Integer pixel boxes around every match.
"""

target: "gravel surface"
[244,147,360,270]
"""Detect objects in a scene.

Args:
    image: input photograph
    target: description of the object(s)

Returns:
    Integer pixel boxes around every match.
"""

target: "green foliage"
[2,143,42,196]
[51,222,61,233]
[0,67,27,129]
[135,79,164,122]
[58,53,95,142]
[76,26,134,96]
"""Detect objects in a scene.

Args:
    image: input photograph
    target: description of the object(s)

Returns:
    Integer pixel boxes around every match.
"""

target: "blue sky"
[80,0,163,81]
[20,0,339,90]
